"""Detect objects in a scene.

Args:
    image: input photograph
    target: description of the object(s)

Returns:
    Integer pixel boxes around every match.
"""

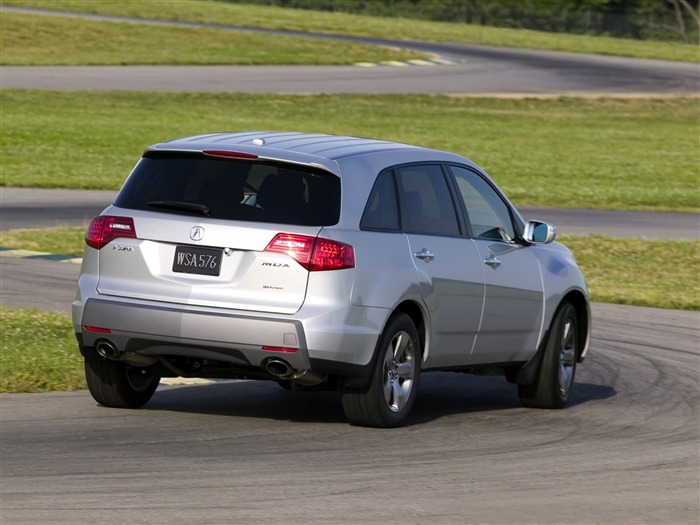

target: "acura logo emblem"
[190,226,205,241]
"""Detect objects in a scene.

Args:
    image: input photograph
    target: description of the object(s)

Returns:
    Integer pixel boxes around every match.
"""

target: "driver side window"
[450,165,515,242]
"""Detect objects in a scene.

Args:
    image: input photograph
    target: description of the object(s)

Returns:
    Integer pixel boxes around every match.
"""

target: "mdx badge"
[190,226,205,241]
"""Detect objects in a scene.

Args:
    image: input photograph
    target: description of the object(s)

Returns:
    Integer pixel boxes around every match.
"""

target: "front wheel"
[85,358,160,409]
[341,313,421,428]
[518,302,578,409]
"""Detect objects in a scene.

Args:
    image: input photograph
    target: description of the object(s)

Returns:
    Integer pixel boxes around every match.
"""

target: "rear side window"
[114,153,340,226]
[360,171,400,231]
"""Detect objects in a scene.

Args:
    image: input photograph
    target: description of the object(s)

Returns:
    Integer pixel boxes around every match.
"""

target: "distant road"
[3,56,698,96]
[1,6,699,95]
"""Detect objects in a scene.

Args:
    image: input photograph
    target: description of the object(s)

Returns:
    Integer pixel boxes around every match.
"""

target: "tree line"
[232,0,700,43]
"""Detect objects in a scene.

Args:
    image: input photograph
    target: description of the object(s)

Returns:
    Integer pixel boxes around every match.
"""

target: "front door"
[471,240,543,363]
[448,165,544,364]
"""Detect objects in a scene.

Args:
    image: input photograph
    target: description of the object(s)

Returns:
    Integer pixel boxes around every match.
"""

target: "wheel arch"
[391,300,427,362]
[341,301,424,427]
[517,291,589,386]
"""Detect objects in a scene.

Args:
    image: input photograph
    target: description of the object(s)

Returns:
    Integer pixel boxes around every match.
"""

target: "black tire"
[518,302,578,409]
[341,313,421,428]
[85,358,160,409]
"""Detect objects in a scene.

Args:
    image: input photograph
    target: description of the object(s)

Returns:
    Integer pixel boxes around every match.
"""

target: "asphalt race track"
[1,8,699,525]
[1,303,698,524]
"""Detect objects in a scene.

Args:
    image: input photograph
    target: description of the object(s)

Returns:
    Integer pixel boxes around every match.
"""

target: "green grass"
[2,90,698,212]
[559,235,700,311]
[0,11,426,65]
[0,308,85,392]
[3,0,699,62]
[0,227,86,257]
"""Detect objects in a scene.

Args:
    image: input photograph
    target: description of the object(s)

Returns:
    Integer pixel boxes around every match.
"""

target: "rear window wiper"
[147,201,210,216]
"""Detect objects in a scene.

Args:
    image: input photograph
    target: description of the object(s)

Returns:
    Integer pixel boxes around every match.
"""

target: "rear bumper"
[73,296,386,378]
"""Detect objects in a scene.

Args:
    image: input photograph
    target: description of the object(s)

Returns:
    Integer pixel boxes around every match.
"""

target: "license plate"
[172,246,222,276]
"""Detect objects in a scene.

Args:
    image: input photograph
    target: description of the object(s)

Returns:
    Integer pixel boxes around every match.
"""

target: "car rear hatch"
[92,150,342,314]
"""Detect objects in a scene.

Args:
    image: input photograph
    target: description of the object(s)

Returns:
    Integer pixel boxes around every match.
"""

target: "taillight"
[310,238,355,271]
[85,216,137,250]
[264,233,355,272]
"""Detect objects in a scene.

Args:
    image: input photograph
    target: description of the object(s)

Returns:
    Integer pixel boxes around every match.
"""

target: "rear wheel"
[518,302,578,409]
[85,358,160,409]
[342,313,421,428]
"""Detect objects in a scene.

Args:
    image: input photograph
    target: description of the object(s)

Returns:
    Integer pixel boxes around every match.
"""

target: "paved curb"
[354,57,457,67]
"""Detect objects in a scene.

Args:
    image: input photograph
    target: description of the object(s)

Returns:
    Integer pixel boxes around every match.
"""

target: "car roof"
[155,131,420,159]
[147,131,468,175]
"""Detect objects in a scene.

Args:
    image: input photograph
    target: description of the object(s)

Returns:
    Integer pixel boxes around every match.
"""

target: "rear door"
[448,165,544,363]
[392,164,485,368]
[95,152,340,314]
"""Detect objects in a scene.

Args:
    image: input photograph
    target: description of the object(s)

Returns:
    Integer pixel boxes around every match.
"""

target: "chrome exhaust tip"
[265,358,294,379]
[95,340,120,359]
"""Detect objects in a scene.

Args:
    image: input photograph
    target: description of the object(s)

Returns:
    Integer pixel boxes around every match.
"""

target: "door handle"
[414,249,435,262]
[483,256,501,268]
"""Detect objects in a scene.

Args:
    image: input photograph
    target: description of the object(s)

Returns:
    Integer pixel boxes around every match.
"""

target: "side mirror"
[524,220,556,244]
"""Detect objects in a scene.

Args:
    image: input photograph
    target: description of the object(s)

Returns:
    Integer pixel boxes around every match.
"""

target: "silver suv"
[73,131,590,427]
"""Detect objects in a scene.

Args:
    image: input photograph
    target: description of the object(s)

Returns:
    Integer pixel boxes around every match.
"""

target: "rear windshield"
[114,152,341,226]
